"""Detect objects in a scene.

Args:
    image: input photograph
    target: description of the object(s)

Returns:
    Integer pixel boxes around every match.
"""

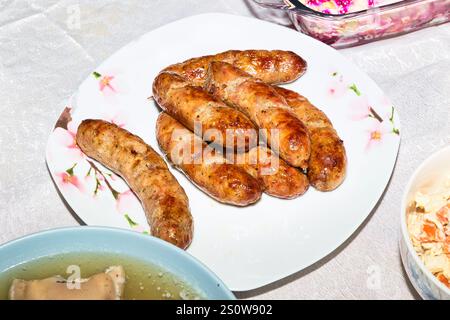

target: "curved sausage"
[163,50,307,87]
[205,61,311,169]
[156,113,262,206]
[153,72,257,151]
[235,146,309,199]
[76,119,193,249]
[275,87,347,191]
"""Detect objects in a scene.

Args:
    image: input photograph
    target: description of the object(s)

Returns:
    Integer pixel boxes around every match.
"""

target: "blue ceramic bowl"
[0,227,235,300]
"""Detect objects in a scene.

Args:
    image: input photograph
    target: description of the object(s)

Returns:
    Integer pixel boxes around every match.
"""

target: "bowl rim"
[400,145,450,296]
[0,226,235,300]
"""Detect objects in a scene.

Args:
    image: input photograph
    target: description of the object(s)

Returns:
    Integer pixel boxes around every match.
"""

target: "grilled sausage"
[234,146,309,199]
[76,119,193,249]
[205,61,311,169]
[275,87,347,191]
[156,113,262,206]
[163,50,307,87]
[153,72,257,151]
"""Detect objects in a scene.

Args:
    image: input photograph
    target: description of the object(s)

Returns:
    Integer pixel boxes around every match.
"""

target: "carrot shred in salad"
[407,178,450,289]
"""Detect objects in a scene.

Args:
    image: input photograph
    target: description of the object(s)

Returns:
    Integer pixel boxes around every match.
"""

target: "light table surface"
[0,0,449,300]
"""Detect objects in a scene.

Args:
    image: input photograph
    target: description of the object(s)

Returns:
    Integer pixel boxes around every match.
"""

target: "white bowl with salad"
[400,145,450,300]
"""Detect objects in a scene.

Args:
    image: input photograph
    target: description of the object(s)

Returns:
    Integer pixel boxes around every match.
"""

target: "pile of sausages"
[76,50,347,249]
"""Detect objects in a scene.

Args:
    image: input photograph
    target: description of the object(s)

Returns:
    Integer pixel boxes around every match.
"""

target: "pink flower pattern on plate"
[84,161,120,199]
[93,71,116,93]
[327,74,347,99]
[103,113,127,128]
[55,163,85,192]
[51,120,84,162]
[116,189,138,214]
[349,97,372,121]
[124,213,148,234]
[338,76,400,152]
[365,118,394,151]
[117,190,149,234]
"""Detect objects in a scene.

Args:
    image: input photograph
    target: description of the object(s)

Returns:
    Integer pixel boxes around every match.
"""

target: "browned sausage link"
[235,146,309,199]
[156,113,262,206]
[76,119,193,249]
[275,87,347,191]
[163,50,307,87]
[153,72,257,151]
[205,61,311,169]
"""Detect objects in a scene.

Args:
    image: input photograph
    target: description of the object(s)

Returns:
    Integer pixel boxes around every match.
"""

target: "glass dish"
[252,0,450,48]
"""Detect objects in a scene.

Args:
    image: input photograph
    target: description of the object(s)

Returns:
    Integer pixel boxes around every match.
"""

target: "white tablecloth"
[0,0,449,300]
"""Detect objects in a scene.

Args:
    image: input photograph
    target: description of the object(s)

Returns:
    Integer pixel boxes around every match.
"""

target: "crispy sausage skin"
[205,61,311,169]
[163,50,307,87]
[275,87,347,191]
[153,72,257,151]
[156,113,262,206]
[235,146,309,199]
[76,119,193,249]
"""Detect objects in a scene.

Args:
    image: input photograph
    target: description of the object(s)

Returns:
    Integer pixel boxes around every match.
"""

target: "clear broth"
[0,252,203,300]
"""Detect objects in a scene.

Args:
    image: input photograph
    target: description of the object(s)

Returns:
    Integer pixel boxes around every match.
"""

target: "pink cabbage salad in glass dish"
[253,0,450,48]
[300,0,400,14]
